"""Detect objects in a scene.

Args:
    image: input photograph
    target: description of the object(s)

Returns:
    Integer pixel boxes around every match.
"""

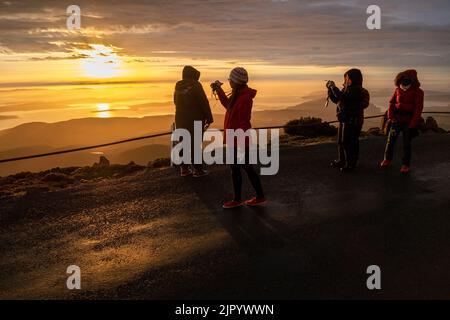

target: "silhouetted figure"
[327,69,370,172]
[380,70,424,174]
[212,67,266,209]
[174,66,213,177]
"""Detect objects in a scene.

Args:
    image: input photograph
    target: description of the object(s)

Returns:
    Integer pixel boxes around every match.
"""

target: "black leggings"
[384,122,413,166]
[229,148,264,201]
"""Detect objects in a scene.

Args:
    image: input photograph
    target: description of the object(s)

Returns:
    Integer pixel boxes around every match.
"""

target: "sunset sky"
[1,0,449,129]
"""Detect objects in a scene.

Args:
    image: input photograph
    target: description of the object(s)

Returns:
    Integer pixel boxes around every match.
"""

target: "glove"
[326,80,336,90]
[210,80,223,92]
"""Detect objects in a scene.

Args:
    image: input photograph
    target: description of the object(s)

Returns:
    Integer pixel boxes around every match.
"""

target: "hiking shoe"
[380,159,392,168]
[245,197,267,207]
[193,169,209,178]
[180,167,192,177]
[400,165,410,174]
[222,200,244,209]
[330,160,345,168]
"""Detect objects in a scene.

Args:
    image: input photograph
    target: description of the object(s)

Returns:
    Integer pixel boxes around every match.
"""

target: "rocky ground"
[0,156,170,200]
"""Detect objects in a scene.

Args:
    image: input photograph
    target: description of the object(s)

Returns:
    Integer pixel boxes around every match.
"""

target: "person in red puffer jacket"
[380,69,424,174]
[212,67,266,209]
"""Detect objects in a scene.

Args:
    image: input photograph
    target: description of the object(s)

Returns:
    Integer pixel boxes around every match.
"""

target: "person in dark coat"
[380,69,424,174]
[174,66,213,177]
[326,68,370,172]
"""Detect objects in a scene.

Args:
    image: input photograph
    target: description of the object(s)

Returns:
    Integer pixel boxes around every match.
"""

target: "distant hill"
[0,98,402,176]
[0,115,175,152]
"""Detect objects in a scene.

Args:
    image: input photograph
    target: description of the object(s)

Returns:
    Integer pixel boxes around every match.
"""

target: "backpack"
[361,88,370,110]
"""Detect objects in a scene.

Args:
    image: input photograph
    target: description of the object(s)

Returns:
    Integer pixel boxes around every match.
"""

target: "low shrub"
[284,117,337,138]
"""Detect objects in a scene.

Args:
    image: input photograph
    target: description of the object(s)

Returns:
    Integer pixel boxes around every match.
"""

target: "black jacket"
[174,66,213,131]
[328,85,370,126]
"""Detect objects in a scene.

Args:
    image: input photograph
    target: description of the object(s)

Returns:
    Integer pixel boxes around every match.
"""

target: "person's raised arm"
[328,88,340,104]
[330,87,343,102]
[216,87,230,110]
[332,86,360,113]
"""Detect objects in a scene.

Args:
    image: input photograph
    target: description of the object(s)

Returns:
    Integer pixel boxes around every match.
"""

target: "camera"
[325,80,336,90]
[210,80,223,92]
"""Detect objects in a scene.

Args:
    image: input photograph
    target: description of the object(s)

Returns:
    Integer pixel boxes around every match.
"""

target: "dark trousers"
[179,129,203,171]
[229,148,264,201]
[338,122,362,167]
[384,122,413,166]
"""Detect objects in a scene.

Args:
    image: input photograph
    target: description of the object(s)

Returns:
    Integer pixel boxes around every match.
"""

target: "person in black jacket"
[174,66,213,177]
[326,69,370,172]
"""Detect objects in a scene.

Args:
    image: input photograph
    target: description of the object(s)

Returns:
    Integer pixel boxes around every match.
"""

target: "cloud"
[28,53,91,61]
[0,115,18,121]
[0,0,449,68]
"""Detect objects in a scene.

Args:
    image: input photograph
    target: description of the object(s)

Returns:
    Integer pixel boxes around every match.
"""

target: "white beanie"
[229,67,249,84]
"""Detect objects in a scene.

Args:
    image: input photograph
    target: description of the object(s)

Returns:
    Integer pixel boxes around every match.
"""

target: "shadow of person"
[185,166,288,256]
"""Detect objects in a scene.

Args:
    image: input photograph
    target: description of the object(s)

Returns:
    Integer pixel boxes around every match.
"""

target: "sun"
[96,103,110,111]
[96,103,111,118]
[78,44,124,78]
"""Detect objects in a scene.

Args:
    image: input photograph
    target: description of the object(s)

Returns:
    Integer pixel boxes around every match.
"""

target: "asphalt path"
[0,134,449,299]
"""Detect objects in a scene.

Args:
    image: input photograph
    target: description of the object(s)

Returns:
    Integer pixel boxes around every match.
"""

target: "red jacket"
[217,86,257,146]
[388,70,424,128]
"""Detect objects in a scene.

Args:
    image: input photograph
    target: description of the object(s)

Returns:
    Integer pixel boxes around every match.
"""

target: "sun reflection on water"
[96,103,111,118]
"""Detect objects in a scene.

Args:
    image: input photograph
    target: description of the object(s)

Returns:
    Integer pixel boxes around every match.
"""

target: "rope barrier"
[0,112,448,164]
[0,132,171,164]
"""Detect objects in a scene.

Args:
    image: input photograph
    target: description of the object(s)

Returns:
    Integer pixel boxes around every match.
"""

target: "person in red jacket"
[212,67,266,209]
[380,70,424,174]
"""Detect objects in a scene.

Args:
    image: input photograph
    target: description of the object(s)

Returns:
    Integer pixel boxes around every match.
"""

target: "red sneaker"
[193,169,209,178]
[222,200,244,209]
[244,197,267,207]
[380,159,392,168]
[180,167,192,177]
[400,165,410,174]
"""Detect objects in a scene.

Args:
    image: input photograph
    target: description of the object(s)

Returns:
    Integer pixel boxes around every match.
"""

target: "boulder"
[148,158,171,168]
[284,117,337,138]
[423,116,447,134]
[93,156,110,167]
